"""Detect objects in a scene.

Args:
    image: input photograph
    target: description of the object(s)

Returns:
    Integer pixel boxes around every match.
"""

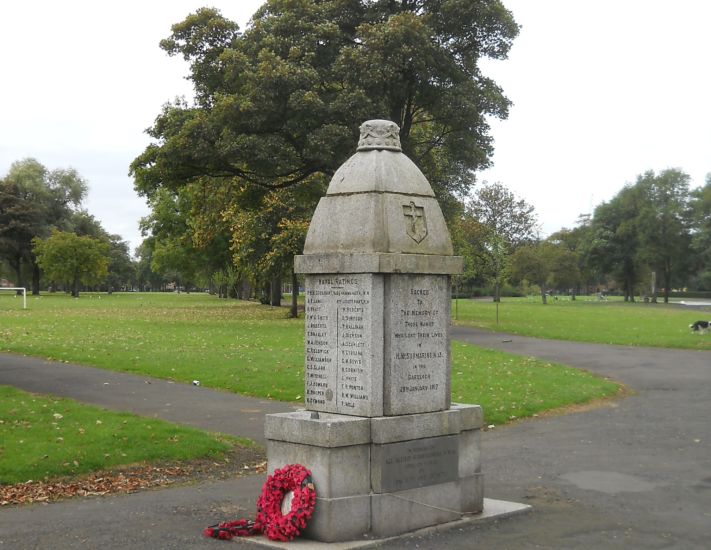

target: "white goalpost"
[0,287,27,309]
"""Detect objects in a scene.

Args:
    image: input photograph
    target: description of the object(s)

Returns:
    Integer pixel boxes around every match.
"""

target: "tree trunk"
[663,270,671,304]
[270,276,282,307]
[71,275,80,298]
[651,271,658,303]
[540,286,547,304]
[32,261,40,295]
[494,281,501,303]
[622,278,630,302]
[11,254,23,291]
[290,270,299,318]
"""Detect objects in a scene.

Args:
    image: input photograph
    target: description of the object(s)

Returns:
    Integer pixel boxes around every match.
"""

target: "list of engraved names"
[305,274,374,414]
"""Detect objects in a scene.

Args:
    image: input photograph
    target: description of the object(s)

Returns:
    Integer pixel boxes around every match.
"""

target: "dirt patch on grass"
[1,444,266,507]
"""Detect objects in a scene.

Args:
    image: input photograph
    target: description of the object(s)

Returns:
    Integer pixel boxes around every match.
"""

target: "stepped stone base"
[243,498,531,549]
[265,404,483,542]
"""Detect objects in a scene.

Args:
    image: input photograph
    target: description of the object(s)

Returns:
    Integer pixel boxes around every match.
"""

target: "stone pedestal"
[265,120,483,542]
[266,404,483,541]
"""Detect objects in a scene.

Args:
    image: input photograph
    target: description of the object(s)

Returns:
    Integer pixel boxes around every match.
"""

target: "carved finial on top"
[357,119,401,151]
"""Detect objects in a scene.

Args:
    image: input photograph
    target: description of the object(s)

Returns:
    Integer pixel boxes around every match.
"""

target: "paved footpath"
[0,353,296,445]
[1,328,710,549]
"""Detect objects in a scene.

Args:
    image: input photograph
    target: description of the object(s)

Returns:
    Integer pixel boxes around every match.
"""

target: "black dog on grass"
[689,320,711,333]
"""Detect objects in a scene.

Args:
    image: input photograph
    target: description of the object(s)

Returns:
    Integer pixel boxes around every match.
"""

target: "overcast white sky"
[1,1,709,254]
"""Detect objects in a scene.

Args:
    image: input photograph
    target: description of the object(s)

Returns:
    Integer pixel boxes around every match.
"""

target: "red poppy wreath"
[204,463,316,542]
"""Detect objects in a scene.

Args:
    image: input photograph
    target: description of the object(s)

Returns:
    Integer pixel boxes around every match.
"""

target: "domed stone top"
[297,119,462,268]
[327,120,434,197]
[357,119,401,151]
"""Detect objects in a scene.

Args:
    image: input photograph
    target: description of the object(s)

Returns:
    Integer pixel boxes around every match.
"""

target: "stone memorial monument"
[264,120,484,542]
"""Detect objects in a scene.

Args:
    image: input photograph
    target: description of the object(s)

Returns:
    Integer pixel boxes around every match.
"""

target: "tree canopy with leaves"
[132,1,518,198]
[129,1,519,304]
[690,174,711,289]
[0,159,87,293]
[586,169,693,302]
[33,230,109,297]
[635,169,692,302]
[457,181,537,300]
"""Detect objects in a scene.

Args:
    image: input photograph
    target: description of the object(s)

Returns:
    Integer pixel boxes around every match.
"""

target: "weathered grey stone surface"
[303,195,454,256]
[267,440,370,499]
[304,273,384,417]
[295,252,464,275]
[267,120,485,542]
[243,498,531,549]
[264,411,371,447]
[370,480,464,538]
[301,120,456,259]
[371,435,459,493]
[370,408,461,444]
[460,473,485,514]
[302,495,371,542]
[458,429,482,477]
[383,274,451,415]
[450,402,484,430]
[327,150,433,195]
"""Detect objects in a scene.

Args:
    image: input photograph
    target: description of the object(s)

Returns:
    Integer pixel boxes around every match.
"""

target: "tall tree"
[635,169,692,303]
[33,230,109,297]
[0,159,87,294]
[548,219,594,298]
[130,1,519,302]
[510,242,550,304]
[587,184,646,301]
[0,180,43,289]
[461,181,538,301]
[689,174,711,290]
[133,1,518,197]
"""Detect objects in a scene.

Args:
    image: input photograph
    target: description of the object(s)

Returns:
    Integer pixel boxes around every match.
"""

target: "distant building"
[0,278,15,288]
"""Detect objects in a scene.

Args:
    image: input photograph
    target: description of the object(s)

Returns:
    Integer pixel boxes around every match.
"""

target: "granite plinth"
[303,273,456,417]
[265,406,483,542]
[242,498,531,549]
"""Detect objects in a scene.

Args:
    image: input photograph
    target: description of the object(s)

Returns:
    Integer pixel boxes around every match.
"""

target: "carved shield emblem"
[402,201,428,243]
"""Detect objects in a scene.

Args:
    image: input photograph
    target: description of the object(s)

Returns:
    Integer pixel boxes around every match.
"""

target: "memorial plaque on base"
[373,435,459,492]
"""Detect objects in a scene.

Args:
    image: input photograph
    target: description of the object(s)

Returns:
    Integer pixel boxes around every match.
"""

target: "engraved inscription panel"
[385,274,450,415]
[304,274,382,416]
[376,435,458,492]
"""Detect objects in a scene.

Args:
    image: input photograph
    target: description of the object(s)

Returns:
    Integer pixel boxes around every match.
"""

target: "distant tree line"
[129,1,520,317]
[455,170,711,304]
[9,4,706,307]
[126,3,711,309]
[0,159,134,297]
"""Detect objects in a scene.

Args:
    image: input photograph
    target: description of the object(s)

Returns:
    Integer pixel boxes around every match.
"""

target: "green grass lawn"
[0,292,620,428]
[0,292,303,401]
[0,385,243,485]
[454,296,711,350]
[451,343,619,424]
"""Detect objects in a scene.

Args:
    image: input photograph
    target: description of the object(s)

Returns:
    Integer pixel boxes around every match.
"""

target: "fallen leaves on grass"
[1,467,186,505]
[1,450,267,507]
